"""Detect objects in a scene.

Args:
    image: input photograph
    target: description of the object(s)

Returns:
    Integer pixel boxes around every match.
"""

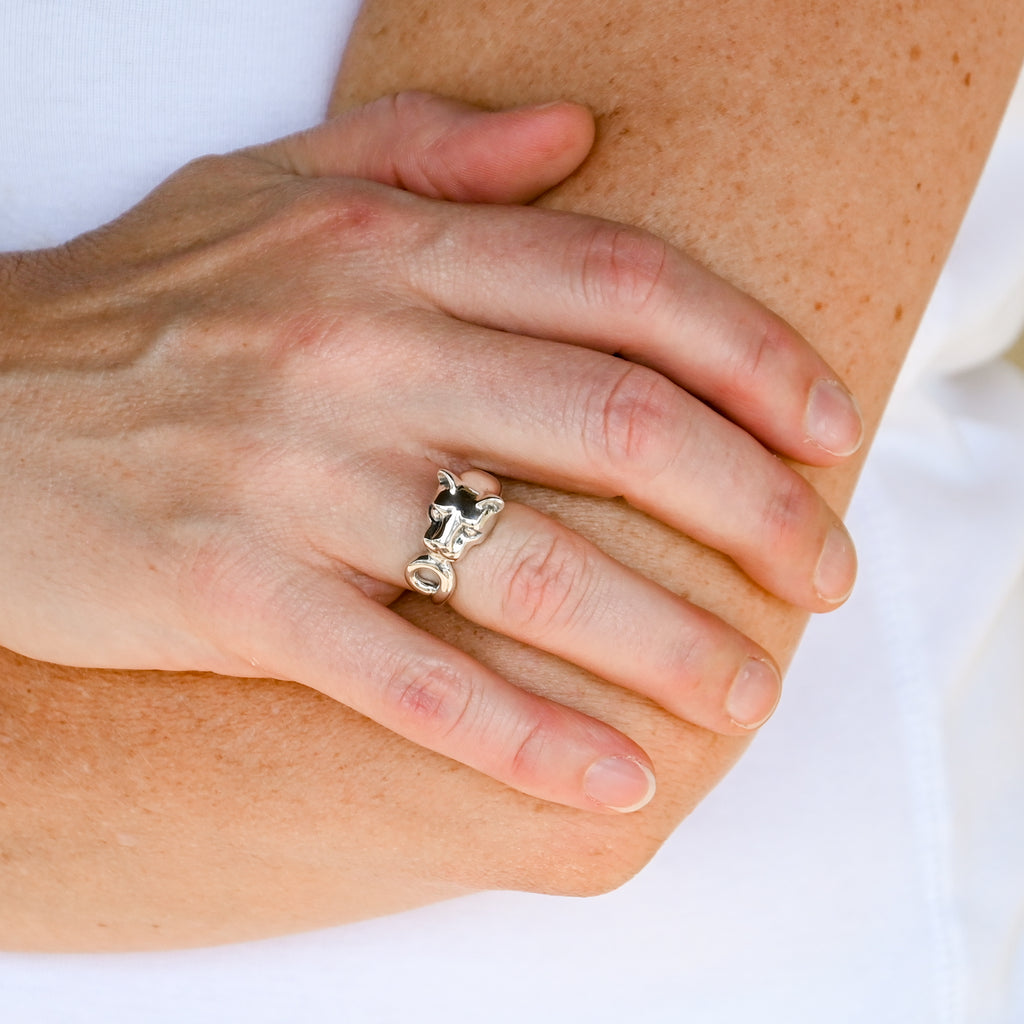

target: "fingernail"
[511,100,564,112]
[814,523,857,604]
[805,379,863,457]
[583,756,656,813]
[726,658,781,729]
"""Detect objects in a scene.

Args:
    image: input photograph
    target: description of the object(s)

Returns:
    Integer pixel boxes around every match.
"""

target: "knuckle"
[507,715,555,781]
[182,540,306,665]
[761,470,819,551]
[724,315,800,396]
[383,91,476,199]
[665,629,718,694]
[172,151,237,184]
[501,530,593,638]
[388,89,443,134]
[587,362,681,478]
[164,152,265,210]
[576,222,670,314]
[287,181,401,251]
[381,659,476,739]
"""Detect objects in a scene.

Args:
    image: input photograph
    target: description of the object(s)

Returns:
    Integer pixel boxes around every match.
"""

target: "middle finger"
[393,316,856,611]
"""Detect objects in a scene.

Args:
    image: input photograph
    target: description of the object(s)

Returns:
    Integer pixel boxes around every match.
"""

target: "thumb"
[256,90,595,203]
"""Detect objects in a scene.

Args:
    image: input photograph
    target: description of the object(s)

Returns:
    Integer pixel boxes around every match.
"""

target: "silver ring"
[405,469,505,603]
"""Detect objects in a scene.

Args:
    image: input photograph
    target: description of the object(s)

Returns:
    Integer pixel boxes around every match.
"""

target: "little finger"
[243,572,658,814]
[363,469,782,734]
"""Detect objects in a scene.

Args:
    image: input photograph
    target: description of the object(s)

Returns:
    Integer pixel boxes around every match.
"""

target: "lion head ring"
[405,470,505,603]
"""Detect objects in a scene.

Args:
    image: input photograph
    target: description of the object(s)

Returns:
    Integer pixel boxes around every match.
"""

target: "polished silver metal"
[405,469,505,603]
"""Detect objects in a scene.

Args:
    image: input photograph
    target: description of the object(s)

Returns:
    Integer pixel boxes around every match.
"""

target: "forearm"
[1,643,703,950]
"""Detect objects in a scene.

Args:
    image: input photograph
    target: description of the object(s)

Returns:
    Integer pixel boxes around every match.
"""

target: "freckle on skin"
[909,44,922,61]
[952,51,961,64]
[894,304,904,322]
[964,72,972,87]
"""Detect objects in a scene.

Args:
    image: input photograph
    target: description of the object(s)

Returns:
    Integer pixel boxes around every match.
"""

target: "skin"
[0,97,854,814]
[1,0,1021,951]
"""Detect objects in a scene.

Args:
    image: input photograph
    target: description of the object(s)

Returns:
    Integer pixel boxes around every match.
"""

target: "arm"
[334,0,1021,657]
[2,0,1020,951]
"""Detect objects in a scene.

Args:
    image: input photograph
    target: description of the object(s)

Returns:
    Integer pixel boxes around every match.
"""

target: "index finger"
[411,203,864,464]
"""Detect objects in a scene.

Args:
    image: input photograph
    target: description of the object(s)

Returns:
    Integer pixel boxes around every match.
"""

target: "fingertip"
[435,99,594,203]
[803,378,864,461]
[513,99,595,148]
[726,658,782,731]
[494,100,596,194]
[813,522,858,607]
[583,755,657,813]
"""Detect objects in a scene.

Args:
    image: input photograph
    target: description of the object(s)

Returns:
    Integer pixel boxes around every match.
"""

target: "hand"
[0,92,860,812]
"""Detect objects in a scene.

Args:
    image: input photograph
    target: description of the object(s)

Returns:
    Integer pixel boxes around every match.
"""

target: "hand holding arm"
[3,0,1018,951]
[0,95,855,812]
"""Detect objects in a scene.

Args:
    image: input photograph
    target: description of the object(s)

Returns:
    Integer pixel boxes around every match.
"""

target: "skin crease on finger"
[1,0,1021,950]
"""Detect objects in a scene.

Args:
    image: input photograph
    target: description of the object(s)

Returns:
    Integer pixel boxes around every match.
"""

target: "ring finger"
[343,468,782,736]
[448,497,782,735]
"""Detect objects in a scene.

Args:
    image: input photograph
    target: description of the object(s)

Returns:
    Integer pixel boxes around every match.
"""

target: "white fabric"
[0,0,360,250]
[1,4,1022,1022]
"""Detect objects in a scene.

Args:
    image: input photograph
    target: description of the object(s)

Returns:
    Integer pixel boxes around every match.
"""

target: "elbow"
[478,793,695,900]
[526,821,662,899]
[481,728,748,899]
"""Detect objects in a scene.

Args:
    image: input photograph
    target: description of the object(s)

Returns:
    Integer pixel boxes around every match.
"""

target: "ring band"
[405,469,505,603]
